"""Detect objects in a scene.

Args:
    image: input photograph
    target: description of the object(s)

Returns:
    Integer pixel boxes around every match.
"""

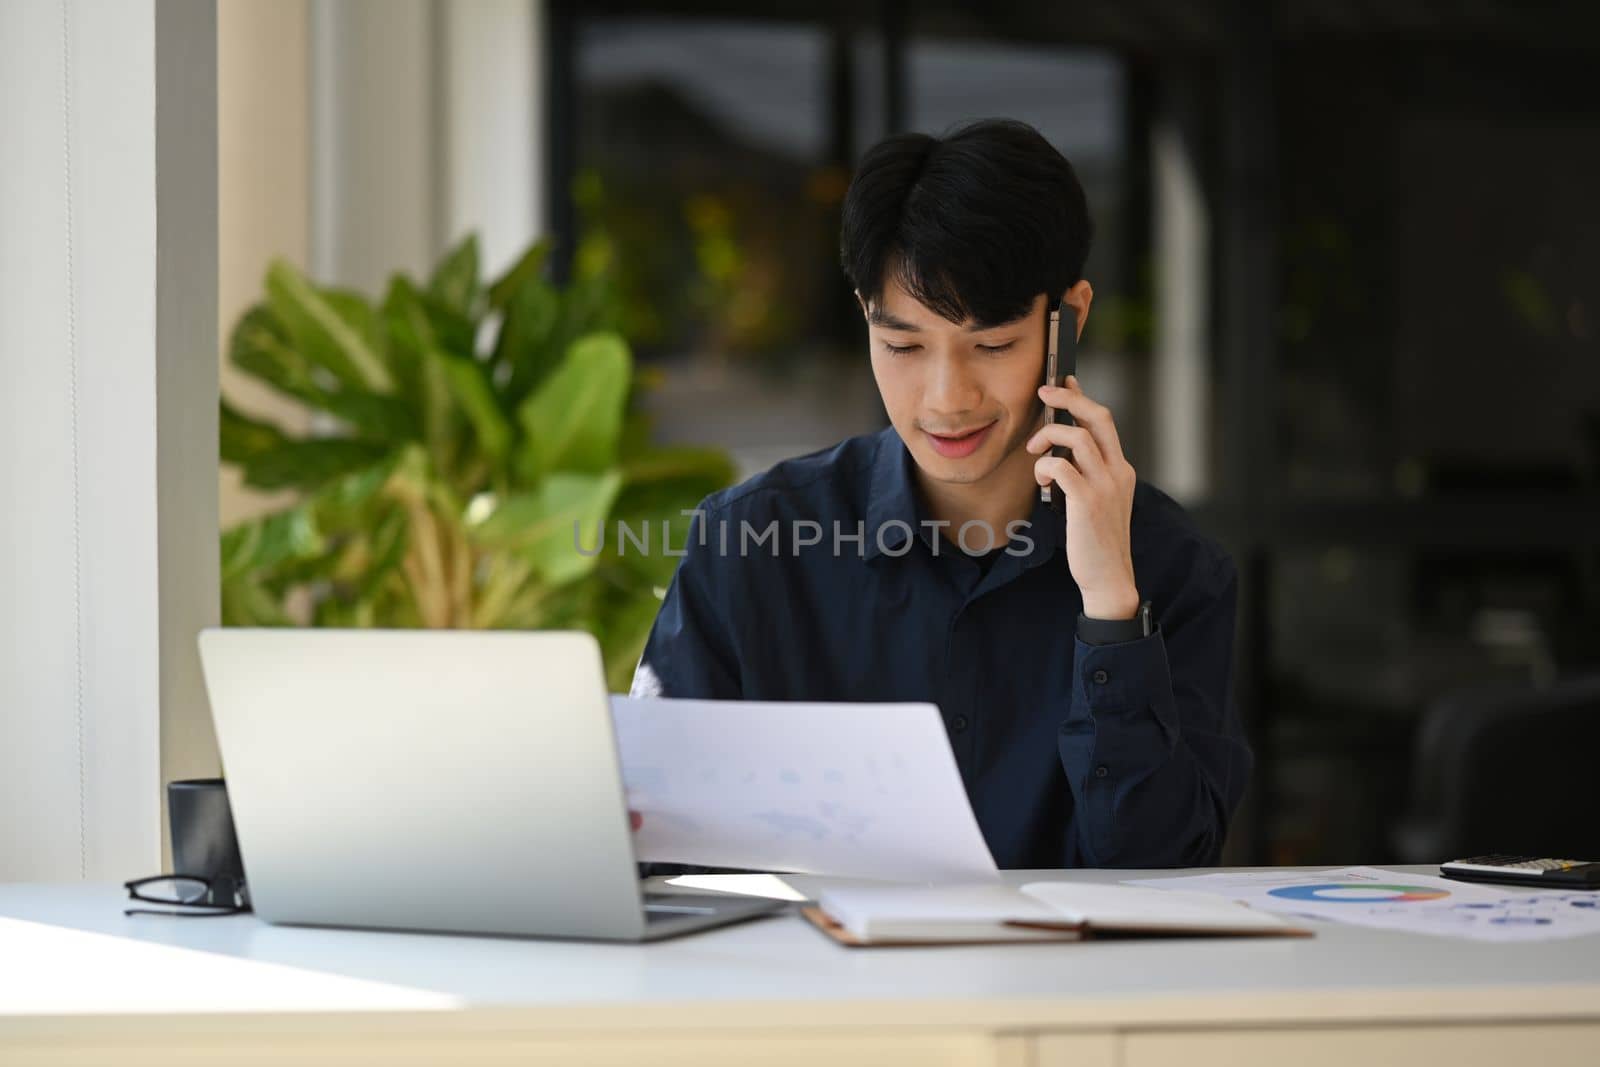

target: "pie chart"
[1269,883,1451,903]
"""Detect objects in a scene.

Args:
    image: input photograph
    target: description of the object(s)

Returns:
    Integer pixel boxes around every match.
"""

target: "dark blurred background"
[546,0,1600,866]
[221,0,1600,867]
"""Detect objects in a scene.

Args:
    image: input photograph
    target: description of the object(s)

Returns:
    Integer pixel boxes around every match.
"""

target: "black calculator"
[1440,855,1600,887]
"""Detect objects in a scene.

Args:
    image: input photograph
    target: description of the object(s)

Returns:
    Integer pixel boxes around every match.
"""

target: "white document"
[610,696,1000,882]
[1124,866,1600,943]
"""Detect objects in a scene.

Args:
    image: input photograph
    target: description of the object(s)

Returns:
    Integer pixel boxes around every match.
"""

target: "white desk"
[3,866,1598,1066]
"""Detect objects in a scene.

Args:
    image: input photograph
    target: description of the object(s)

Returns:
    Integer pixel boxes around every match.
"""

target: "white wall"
[0,0,219,880]
[310,0,439,293]
[0,0,545,880]
[310,0,543,290]
[218,0,312,528]
[441,0,543,279]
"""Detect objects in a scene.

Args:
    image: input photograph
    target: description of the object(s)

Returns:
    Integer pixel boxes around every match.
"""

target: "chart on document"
[610,696,999,882]
[1126,866,1600,942]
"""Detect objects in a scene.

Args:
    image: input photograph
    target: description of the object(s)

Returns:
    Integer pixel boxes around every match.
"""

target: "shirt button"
[1092,669,1110,685]
[1094,765,1110,778]
[953,715,970,731]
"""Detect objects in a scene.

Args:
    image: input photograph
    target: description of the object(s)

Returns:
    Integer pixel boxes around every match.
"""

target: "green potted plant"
[219,234,735,692]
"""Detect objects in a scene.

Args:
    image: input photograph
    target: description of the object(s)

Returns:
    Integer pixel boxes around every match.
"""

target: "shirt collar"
[863,425,1064,567]
[864,426,921,561]
[1015,493,1065,571]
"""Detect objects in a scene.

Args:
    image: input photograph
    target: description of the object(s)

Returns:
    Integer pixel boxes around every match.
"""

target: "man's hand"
[1025,374,1140,619]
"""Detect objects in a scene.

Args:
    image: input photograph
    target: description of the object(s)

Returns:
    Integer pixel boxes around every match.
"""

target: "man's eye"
[880,341,919,356]
[978,342,1015,354]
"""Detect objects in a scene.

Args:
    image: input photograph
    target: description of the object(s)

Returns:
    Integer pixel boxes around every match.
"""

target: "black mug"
[167,778,246,907]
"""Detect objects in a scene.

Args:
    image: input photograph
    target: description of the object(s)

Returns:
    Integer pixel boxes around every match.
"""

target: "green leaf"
[221,575,294,627]
[219,236,716,689]
[384,282,459,475]
[561,271,624,335]
[308,455,402,528]
[487,237,552,311]
[321,288,386,362]
[242,438,393,492]
[387,277,510,465]
[414,285,478,359]
[220,400,290,466]
[515,333,631,479]
[618,446,736,489]
[382,444,468,539]
[268,543,348,588]
[220,508,323,582]
[603,450,734,588]
[617,409,656,457]
[228,304,416,443]
[321,392,420,443]
[377,276,426,403]
[354,506,411,602]
[471,471,624,586]
[228,304,323,403]
[612,447,736,531]
[312,595,363,628]
[601,510,691,588]
[265,259,393,391]
[494,271,563,404]
[428,234,481,319]
[436,351,511,462]
[600,593,668,694]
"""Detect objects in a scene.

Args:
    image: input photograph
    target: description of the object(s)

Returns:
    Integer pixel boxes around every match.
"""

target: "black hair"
[838,118,1092,329]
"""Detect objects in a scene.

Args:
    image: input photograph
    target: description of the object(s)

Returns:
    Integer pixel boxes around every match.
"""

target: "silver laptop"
[196,628,783,941]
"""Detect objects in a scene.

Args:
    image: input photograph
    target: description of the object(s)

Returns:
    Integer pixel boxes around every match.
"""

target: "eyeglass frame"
[123,873,251,918]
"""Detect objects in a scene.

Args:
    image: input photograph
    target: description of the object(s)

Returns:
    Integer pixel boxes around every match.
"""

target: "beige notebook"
[808,882,1312,946]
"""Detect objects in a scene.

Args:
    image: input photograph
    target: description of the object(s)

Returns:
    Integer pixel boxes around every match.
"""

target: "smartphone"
[1040,294,1076,515]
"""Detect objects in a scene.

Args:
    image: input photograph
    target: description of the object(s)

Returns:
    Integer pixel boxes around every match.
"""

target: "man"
[630,118,1251,869]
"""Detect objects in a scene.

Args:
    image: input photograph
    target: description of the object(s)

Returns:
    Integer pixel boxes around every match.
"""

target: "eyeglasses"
[123,874,251,918]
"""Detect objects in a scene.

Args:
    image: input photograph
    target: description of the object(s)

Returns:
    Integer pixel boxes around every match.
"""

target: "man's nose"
[925,353,981,415]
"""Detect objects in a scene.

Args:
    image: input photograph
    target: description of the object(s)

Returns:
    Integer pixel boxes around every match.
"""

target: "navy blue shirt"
[631,426,1252,869]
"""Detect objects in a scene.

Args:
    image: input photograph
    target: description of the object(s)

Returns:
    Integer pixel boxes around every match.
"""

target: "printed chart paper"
[611,697,999,882]
[1125,866,1600,942]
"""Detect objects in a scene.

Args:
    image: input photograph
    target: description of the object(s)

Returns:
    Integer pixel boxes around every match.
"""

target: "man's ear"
[1063,280,1094,342]
[854,288,868,318]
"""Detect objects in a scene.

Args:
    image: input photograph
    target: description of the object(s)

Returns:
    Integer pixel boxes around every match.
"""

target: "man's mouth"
[923,421,997,459]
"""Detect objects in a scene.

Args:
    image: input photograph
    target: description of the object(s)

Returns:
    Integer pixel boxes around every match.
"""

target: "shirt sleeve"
[628,501,742,701]
[1055,551,1253,867]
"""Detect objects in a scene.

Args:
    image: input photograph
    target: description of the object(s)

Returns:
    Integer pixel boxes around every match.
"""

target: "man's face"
[860,276,1058,489]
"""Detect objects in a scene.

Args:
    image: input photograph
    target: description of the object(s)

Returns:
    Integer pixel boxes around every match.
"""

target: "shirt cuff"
[1067,628,1179,749]
[1076,610,1148,646]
